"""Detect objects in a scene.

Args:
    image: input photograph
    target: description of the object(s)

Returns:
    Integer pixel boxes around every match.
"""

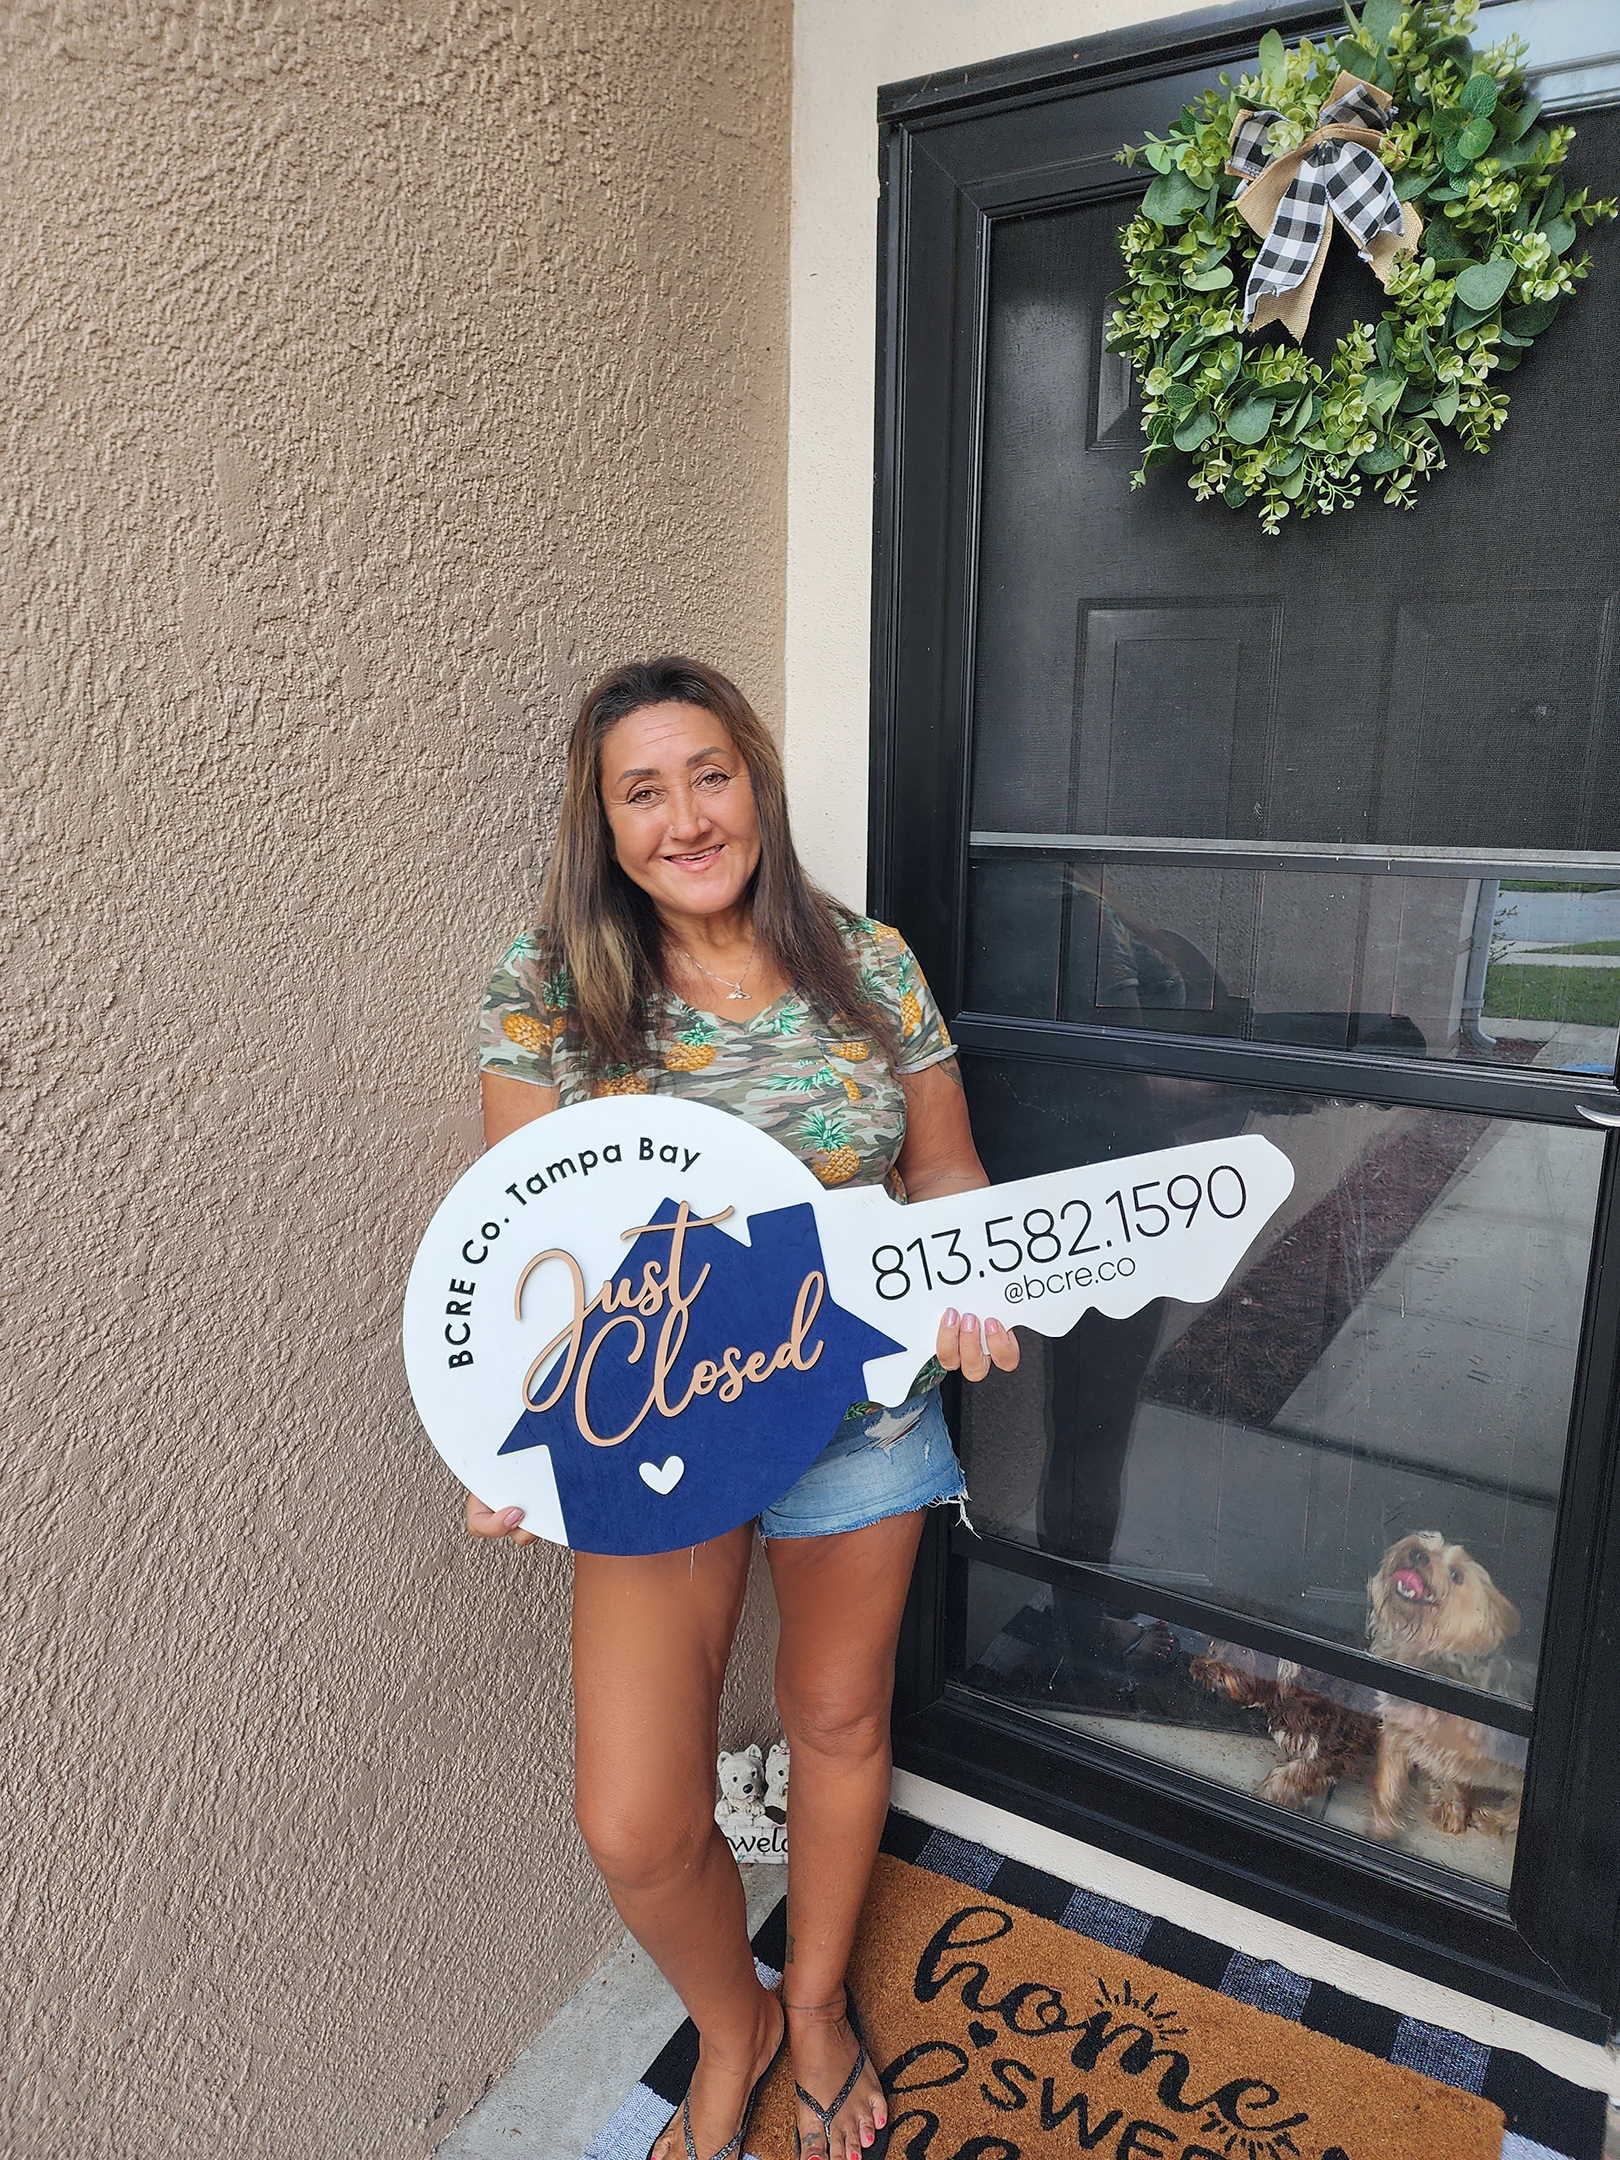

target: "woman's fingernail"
[502,1508,524,1528]
[985,1317,1003,1336]
[962,1313,979,1330]
[942,1309,959,1328]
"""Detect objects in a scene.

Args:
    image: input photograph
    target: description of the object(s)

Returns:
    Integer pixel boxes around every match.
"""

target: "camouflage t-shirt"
[476,914,956,1194]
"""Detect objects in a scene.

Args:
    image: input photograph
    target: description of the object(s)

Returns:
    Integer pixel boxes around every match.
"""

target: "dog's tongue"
[1394,1567,1428,1602]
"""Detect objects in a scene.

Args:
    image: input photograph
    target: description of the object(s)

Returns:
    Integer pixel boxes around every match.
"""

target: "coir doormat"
[584,1815,1608,2160]
[746,1855,1498,2160]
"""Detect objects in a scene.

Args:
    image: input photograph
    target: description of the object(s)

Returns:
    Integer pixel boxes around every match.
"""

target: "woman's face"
[599,701,762,920]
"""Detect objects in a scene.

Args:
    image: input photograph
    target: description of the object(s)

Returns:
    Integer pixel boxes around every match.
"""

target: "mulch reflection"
[1145,1045,1542,1428]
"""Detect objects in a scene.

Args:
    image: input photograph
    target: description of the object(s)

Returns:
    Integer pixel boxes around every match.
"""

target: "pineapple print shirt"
[478,916,956,1194]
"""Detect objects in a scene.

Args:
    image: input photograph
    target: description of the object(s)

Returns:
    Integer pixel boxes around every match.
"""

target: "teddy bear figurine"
[714,1746,766,1826]
[714,1743,789,1862]
[763,1739,790,1825]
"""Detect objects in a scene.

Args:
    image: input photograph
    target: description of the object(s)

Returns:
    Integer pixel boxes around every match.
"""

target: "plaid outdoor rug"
[582,1811,1608,2160]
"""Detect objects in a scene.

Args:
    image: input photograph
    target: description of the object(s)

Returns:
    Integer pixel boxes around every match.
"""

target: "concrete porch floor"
[436,1866,786,2160]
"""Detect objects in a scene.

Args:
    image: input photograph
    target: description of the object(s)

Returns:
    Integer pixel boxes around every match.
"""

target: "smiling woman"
[463,656,1021,2160]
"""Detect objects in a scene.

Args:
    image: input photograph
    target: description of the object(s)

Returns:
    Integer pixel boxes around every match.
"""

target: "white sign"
[403,1097,1294,1555]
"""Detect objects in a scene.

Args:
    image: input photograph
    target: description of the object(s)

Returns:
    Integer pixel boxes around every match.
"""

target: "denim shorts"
[757,1389,966,1540]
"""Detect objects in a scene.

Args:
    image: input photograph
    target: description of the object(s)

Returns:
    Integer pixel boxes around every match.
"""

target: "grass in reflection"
[1484,964,1620,1027]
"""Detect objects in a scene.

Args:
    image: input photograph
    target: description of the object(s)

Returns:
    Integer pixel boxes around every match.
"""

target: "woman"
[469,657,1018,2160]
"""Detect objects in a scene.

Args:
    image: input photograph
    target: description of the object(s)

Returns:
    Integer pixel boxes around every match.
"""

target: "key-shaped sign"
[403,1096,1294,1555]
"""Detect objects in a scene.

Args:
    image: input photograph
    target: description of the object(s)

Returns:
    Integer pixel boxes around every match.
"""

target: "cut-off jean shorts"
[757,1388,967,1540]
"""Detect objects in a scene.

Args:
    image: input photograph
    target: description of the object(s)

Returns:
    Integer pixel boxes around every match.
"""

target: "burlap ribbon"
[1227,72,1422,338]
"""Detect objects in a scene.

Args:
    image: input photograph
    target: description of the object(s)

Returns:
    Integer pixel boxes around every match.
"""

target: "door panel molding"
[1071,599,1283,840]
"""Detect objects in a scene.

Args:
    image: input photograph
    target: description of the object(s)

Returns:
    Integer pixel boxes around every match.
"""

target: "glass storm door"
[874,4,1620,2039]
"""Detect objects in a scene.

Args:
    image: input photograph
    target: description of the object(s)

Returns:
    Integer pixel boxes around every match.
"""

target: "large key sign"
[403,1097,1293,1556]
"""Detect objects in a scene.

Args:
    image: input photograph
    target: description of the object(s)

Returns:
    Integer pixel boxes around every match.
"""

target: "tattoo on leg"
[785,1931,796,1963]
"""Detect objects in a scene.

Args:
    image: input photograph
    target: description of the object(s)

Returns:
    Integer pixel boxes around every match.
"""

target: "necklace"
[677,941,756,1003]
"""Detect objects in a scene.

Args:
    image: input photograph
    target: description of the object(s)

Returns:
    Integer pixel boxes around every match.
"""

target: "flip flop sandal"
[653,2017,788,2160]
[789,1994,872,2160]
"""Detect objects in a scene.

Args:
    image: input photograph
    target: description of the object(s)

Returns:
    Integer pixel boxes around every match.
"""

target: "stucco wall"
[2,3,789,2154]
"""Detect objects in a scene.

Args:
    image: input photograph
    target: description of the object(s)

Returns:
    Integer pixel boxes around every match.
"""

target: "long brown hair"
[538,656,893,1076]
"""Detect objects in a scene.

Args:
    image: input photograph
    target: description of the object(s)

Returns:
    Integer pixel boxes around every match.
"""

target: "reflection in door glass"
[1483,878,1620,1075]
[959,1565,1526,1889]
[965,857,1620,1078]
[954,1059,1602,1888]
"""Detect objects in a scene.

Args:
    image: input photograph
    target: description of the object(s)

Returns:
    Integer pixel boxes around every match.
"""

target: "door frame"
[872,0,1620,2040]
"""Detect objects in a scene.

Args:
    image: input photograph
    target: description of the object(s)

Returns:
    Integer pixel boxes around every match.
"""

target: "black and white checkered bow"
[1230,80,1406,326]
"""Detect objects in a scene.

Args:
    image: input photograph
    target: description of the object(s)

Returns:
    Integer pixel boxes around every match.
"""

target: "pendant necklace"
[678,941,756,1002]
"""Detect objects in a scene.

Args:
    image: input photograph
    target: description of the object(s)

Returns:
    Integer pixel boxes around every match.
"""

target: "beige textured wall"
[2,3,789,2154]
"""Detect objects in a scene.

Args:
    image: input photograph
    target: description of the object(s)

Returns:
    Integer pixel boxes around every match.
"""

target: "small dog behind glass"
[1365,1530,1523,1841]
[1192,1530,1524,1843]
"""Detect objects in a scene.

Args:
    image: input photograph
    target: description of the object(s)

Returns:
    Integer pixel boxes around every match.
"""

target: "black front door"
[874,1,1620,2037]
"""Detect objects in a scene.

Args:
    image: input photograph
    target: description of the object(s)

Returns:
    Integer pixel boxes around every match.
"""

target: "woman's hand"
[898,1063,1021,1381]
[936,1308,1021,1382]
[465,1495,538,1549]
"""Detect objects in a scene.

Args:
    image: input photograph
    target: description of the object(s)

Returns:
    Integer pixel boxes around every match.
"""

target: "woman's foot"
[651,1988,784,2160]
[786,1991,886,2159]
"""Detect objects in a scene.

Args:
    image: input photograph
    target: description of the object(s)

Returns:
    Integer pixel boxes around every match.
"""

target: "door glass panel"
[959,1564,1525,1889]
[952,1056,1604,1888]
[965,857,1620,1075]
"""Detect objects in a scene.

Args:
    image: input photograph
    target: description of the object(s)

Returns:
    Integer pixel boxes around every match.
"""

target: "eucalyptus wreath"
[1107,0,1616,533]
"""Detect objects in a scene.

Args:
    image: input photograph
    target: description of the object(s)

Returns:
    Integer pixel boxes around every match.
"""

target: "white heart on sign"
[639,1456,685,1496]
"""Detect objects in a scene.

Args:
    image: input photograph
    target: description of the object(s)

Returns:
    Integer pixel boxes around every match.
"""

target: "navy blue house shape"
[499,1199,904,1554]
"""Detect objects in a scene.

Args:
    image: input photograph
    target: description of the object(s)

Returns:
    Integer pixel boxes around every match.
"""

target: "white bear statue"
[715,1742,789,1864]
[763,1739,790,1825]
[714,1745,765,1824]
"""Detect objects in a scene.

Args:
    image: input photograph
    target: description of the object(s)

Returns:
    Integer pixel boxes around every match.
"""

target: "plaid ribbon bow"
[1226,72,1420,339]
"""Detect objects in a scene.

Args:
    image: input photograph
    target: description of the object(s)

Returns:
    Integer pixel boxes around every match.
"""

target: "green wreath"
[1107,0,1616,533]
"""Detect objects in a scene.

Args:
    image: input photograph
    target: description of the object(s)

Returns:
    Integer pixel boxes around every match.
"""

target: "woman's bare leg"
[768,1510,925,2159]
[573,1527,782,2160]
